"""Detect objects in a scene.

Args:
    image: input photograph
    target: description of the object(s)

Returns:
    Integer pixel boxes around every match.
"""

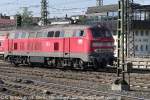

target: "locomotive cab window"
[91,27,112,38]
[105,31,112,37]
[47,31,54,37]
[74,30,85,37]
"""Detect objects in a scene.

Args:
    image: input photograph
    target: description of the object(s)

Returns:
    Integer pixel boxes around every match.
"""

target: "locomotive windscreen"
[91,27,112,38]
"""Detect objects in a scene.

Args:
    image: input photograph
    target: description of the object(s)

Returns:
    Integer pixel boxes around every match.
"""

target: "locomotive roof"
[7,24,108,34]
[12,25,91,32]
[42,25,91,31]
[3,25,92,37]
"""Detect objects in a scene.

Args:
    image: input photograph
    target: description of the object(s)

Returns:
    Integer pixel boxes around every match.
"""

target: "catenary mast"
[96,0,103,6]
[41,0,48,26]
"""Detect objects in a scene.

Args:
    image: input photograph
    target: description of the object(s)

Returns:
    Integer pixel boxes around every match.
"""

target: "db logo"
[78,39,83,45]
[46,42,51,46]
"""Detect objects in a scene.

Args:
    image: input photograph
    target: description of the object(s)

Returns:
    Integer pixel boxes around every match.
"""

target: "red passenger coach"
[4,25,114,70]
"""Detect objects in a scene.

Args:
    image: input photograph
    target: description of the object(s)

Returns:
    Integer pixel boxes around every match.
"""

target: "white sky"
[0,0,149,17]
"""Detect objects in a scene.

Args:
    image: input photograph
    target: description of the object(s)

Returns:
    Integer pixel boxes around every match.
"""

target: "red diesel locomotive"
[4,25,114,70]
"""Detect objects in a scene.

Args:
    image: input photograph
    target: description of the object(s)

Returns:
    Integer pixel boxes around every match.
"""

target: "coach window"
[25,32,29,38]
[18,32,22,39]
[43,32,48,38]
[37,32,44,38]
[59,31,64,37]
[29,32,37,38]
[64,30,73,37]
[47,31,54,37]
[65,33,73,37]
[21,32,27,38]
[55,31,60,37]
[14,32,20,39]
[9,33,15,39]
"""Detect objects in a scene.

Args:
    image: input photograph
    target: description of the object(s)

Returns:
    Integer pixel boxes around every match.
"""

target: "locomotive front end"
[88,26,114,68]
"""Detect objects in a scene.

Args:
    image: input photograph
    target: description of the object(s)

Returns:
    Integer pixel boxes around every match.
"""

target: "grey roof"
[133,5,150,10]
[86,4,118,14]
[86,4,150,14]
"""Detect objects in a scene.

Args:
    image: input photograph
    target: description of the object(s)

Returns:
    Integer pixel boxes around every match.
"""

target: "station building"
[132,5,150,57]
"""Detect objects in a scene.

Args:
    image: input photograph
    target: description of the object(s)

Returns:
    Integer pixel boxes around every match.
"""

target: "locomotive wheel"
[73,59,85,70]
[12,57,21,67]
[13,62,19,67]
[79,60,85,70]
[108,58,114,66]
[28,62,33,67]
[93,65,99,71]
[92,60,99,71]
[56,60,63,69]
[100,59,107,68]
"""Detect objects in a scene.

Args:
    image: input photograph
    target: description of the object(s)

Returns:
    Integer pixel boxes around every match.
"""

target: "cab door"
[64,38,70,58]
[63,29,72,58]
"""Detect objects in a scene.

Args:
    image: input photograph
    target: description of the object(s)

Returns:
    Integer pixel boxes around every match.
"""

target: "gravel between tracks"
[0,61,149,99]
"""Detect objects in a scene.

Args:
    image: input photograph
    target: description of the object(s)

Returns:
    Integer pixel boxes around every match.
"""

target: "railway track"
[0,61,149,99]
[0,63,116,84]
[0,64,150,90]
[0,73,147,100]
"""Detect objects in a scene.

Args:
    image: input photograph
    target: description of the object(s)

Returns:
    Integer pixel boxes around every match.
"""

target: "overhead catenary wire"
[50,0,94,6]
[0,0,93,17]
